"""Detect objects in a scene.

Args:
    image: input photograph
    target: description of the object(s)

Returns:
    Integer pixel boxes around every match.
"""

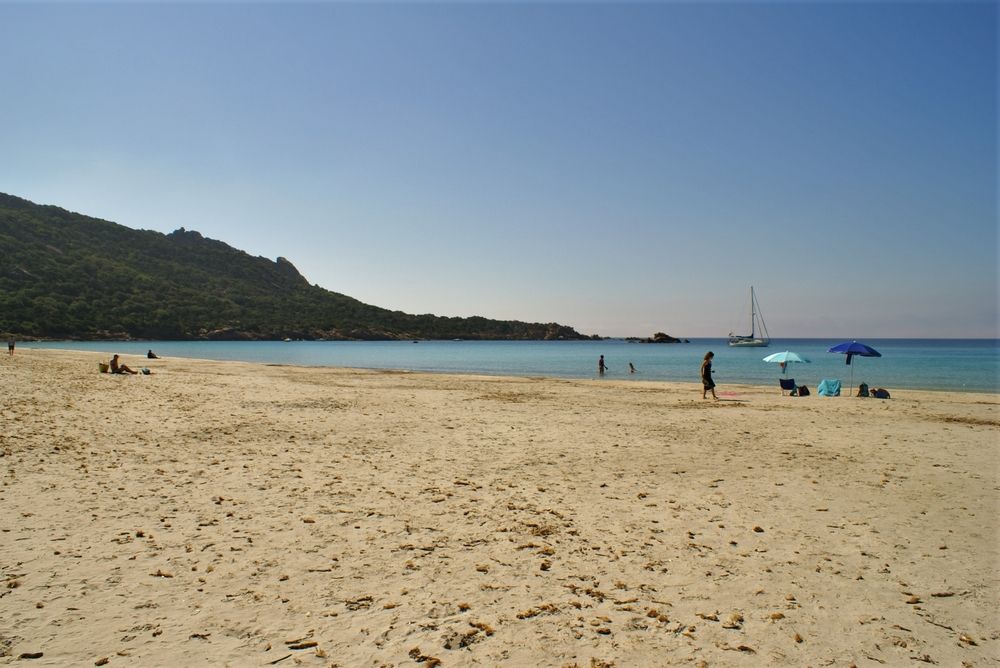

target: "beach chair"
[817,379,841,396]
[779,378,796,395]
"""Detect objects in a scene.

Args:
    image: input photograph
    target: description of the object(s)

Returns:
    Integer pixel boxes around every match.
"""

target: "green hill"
[0,193,586,341]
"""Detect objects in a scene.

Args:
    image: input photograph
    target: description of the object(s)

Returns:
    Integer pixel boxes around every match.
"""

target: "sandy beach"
[1,349,997,667]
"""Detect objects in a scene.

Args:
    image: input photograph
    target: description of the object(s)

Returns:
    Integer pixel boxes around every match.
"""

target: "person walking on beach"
[7,337,13,356]
[701,351,717,400]
[598,355,608,375]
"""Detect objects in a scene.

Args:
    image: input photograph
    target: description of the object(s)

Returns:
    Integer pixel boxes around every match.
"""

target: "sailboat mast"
[728,286,769,347]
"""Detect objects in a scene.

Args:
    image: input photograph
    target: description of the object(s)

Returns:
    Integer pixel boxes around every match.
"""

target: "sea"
[23,338,999,394]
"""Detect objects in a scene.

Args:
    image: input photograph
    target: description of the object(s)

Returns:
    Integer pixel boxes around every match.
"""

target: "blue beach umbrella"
[827,341,881,395]
[762,350,811,375]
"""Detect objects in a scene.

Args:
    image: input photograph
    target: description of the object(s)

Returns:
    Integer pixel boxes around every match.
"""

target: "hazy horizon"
[2,1,996,338]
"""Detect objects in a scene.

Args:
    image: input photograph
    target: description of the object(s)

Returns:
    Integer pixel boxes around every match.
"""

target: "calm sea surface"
[25,338,999,393]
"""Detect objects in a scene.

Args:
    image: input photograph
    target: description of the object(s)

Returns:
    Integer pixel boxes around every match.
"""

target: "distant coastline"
[0,192,591,343]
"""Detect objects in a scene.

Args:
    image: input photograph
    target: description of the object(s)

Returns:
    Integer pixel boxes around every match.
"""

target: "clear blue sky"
[2,1,996,338]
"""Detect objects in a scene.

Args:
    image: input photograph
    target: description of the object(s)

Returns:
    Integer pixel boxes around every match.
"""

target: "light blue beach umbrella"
[762,350,811,375]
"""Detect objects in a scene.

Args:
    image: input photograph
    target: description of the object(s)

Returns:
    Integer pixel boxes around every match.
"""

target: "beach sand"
[1,349,997,667]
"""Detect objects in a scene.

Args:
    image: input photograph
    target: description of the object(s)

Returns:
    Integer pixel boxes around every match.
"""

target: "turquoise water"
[24,338,999,393]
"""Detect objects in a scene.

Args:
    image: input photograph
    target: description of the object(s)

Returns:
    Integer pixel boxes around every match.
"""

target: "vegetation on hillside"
[0,193,587,341]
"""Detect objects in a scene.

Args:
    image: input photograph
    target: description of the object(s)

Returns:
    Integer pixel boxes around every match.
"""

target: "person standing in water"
[598,355,608,375]
[700,351,717,400]
[7,337,13,356]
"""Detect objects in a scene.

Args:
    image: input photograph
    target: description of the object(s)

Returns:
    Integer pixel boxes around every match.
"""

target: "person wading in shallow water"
[598,355,608,375]
[701,351,717,400]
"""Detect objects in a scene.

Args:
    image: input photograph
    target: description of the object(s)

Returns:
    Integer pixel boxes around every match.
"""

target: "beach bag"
[98,362,109,373]
[796,385,810,396]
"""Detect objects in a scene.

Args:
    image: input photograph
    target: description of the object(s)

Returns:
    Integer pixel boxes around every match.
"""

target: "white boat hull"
[729,337,769,347]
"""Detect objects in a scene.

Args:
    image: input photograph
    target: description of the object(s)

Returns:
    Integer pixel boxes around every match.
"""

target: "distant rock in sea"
[631,332,687,344]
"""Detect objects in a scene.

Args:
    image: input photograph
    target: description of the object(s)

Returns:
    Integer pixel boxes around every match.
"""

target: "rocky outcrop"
[637,332,688,344]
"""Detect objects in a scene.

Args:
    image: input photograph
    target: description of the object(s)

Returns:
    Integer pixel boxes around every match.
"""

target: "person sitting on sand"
[147,349,159,359]
[109,354,138,375]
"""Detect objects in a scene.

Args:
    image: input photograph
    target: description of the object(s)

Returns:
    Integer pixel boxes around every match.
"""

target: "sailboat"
[728,286,770,347]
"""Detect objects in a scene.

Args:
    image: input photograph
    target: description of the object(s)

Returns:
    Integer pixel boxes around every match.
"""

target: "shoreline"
[16,342,1000,395]
[2,349,997,666]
